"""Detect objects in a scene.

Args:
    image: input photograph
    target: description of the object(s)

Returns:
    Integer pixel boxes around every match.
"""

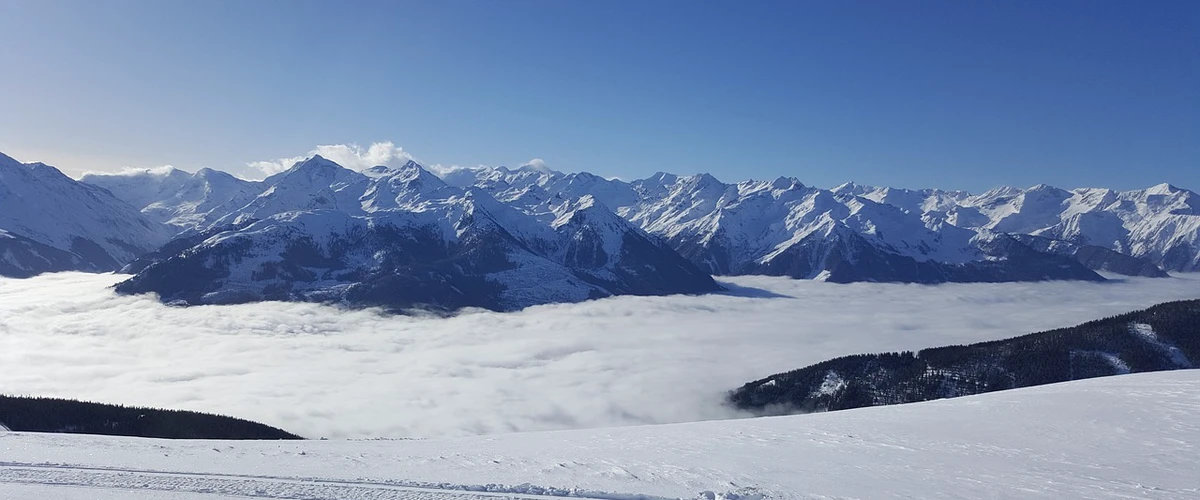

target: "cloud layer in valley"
[1,273,1198,439]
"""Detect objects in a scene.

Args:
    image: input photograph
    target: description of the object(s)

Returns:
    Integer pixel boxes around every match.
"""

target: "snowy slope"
[0,229,80,278]
[1011,233,1169,277]
[0,152,174,276]
[1,371,1197,499]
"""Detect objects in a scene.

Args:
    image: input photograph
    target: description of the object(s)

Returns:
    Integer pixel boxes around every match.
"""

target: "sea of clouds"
[1,272,1198,439]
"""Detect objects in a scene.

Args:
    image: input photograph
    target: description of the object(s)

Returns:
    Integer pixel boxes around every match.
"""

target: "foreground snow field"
[2,371,1198,500]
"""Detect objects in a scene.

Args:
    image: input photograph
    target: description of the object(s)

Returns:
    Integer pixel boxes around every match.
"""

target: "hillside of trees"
[0,396,301,439]
[729,299,1200,414]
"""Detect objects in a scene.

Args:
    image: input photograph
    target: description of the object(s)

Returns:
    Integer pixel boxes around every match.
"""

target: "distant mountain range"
[108,156,719,312]
[2,149,1197,310]
[728,299,1200,414]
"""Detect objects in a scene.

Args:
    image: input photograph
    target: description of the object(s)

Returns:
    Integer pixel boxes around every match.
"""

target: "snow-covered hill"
[730,298,1200,413]
[1,371,1197,499]
[0,153,174,277]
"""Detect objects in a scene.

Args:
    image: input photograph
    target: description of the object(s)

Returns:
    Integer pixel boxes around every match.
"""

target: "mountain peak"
[1022,184,1069,199]
[267,155,356,184]
[1145,182,1181,195]
[193,167,222,180]
[831,181,870,195]
[570,171,601,182]
[636,172,679,189]
[979,186,1024,199]
[517,159,559,176]
[192,167,245,184]
[648,171,676,181]
[383,160,446,186]
[291,154,347,172]
[681,172,723,188]
[1026,183,1065,193]
[771,176,802,190]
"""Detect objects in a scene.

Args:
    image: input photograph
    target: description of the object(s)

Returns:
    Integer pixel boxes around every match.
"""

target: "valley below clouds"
[2,272,1199,439]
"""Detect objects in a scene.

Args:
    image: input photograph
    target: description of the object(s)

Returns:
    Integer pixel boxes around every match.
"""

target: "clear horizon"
[1,1,1196,192]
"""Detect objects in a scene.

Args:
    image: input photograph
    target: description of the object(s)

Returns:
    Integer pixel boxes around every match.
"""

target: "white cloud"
[422,163,492,187]
[247,142,417,177]
[2,272,1198,439]
[78,165,184,179]
[521,158,554,174]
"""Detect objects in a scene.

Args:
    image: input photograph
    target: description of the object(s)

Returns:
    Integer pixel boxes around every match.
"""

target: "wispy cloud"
[247,142,416,177]
[1,272,1197,439]
[79,165,184,178]
[521,158,554,173]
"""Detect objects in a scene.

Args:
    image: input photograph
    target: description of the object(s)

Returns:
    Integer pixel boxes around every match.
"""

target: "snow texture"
[0,371,1198,499]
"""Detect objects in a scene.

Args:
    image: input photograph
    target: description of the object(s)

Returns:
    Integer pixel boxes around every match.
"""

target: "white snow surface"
[1,371,1198,499]
[2,272,1199,440]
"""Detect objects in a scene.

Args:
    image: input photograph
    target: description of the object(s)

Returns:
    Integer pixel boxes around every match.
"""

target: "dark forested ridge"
[0,396,301,439]
[729,299,1200,414]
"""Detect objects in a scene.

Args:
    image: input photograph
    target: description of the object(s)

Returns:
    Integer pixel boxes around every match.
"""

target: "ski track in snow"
[0,462,674,500]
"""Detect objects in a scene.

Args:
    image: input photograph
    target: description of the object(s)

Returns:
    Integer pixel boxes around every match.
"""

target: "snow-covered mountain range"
[834,181,1200,272]
[450,164,1192,279]
[109,156,719,311]
[3,149,1197,309]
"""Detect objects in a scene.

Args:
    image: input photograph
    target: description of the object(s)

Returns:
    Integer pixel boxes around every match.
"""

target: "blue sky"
[0,0,1196,191]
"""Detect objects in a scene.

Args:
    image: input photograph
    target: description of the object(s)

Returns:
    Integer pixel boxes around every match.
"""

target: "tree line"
[0,395,301,439]
[729,299,1200,413]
